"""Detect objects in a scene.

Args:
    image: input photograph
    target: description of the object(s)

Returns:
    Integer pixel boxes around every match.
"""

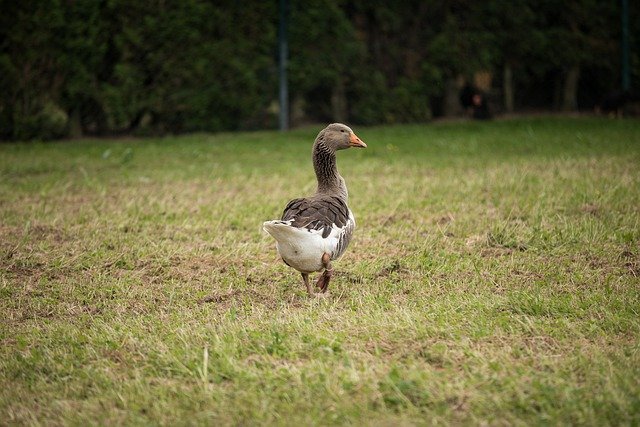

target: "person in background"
[460,84,491,120]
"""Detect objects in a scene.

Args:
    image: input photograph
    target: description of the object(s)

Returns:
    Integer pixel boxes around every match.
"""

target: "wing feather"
[281,196,352,242]
[331,213,355,260]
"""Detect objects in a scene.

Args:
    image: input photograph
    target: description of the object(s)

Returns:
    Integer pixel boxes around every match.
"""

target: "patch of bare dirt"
[198,290,241,305]
[1,224,70,262]
[377,211,415,227]
[436,213,455,225]
[196,282,297,312]
[465,234,487,248]
[619,250,640,277]
[579,203,600,216]
[511,269,543,280]
[2,262,71,290]
[623,260,640,277]
[335,271,365,284]
[376,259,411,278]
[480,247,515,257]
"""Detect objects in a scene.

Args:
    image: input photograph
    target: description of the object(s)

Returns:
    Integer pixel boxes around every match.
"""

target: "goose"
[263,123,367,296]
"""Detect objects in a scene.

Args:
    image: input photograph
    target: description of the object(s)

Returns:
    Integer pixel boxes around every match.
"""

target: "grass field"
[1,117,639,425]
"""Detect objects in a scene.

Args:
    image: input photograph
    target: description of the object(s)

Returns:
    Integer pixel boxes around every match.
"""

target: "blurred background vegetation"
[1,0,638,140]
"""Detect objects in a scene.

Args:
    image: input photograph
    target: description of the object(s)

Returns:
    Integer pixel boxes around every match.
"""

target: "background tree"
[288,0,363,124]
[0,0,636,140]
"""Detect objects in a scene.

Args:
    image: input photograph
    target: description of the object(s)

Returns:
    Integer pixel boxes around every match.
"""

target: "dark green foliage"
[101,0,277,134]
[0,0,636,140]
[1,0,277,139]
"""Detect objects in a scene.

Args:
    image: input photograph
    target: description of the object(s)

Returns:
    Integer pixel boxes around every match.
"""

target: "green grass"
[1,117,639,425]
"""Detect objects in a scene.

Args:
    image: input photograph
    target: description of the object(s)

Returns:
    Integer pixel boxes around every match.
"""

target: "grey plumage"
[263,123,366,295]
[281,195,351,241]
[280,123,361,258]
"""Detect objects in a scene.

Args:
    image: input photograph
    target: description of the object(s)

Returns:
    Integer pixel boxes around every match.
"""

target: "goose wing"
[281,196,355,259]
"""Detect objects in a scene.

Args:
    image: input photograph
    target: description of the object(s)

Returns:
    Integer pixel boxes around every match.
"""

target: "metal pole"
[278,0,289,131]
[622,0,630,91]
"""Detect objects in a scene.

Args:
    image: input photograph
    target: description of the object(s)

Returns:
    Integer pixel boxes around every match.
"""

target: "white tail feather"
[262,220,328,272]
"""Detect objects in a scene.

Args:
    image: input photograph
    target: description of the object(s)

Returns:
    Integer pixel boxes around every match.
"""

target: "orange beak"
[349,132,367,148]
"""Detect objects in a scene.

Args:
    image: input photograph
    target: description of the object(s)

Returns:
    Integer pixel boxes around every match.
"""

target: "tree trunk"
[503,63,514,113]
[290,96,305,127]
[443,77,462,117]
[562,65,580,111]
[552,72,563,111]
[331,76,347,122]
[68,109,83,138]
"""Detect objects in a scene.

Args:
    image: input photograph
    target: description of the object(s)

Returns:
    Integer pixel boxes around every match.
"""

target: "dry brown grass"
[1,118,639,425]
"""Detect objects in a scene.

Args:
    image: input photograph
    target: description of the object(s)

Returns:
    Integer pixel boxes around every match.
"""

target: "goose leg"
[301,272,313,296]
[315,253,333,293]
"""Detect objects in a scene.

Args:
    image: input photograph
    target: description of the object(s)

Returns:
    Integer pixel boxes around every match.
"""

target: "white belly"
[263,221,338,273]
[276,235,327,272]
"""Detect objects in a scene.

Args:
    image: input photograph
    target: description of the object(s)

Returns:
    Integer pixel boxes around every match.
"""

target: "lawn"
[1,117,639,425]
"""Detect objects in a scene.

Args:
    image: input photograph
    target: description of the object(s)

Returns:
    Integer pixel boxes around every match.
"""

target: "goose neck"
[313,140,347,199]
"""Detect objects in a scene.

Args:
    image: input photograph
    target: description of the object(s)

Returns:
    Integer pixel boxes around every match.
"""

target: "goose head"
[319,123,367,151]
